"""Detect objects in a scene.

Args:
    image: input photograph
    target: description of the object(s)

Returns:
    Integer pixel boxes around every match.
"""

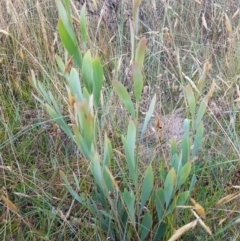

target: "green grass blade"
[59,170,84,204]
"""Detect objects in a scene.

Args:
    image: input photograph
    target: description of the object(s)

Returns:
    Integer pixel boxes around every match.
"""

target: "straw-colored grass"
[1,0,240,240]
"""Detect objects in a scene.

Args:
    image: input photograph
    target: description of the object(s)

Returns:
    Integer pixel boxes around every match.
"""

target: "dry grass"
[1,0,240,240]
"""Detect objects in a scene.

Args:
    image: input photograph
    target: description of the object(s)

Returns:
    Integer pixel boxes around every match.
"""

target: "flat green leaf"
[140,211,152,241]
[141,94,156,138]
[185,85,196,118]
[154,188,165,221]
[59,170,84,204]
[193,121,204,156]
[164,168,176,207]
[189,174,197,192]
[122,136,135,184]
[90,153,106,195]
[82,51,93,93]
[92,57,103,107]
[132,0,141,35]
[127,120,136,171]
[69,68,83,102]
[36,80,51,104]
[170,153,181,174]
[195,95,209,129]
[74,101,94,151]
[177,191,190,206]
[170,138,178,158]
[176,162,191,190]
[45,104,74,140]
[58,19,82,68]
[73,126,91,159]
[183,119,190,138]
[80,3,87,49]
[135,37,147,69]
[129,19,134,63]
[103,133,112,166]
[113,80,135,119]
[122,189,135,224]
[132,62,143,102]
[153,223,167,241]
[102,166,114,192]
[181,135,189,166]
[140,165,154,212]
[48,91,62,116]
[55,54,65,73]
[62,0,71,16]
[55,0,75,42]
[166,197,176,215]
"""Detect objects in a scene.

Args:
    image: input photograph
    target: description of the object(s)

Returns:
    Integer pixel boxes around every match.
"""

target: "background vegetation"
[0,0,240,240]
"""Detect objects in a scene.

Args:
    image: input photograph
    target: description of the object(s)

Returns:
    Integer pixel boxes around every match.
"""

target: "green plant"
[31,0,209,240]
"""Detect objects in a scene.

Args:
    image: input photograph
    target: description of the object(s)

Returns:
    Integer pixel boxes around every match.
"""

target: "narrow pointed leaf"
[140,211,152,241]
[122,136,135,183]
[170,153,181,174]
[164,168,176,207]
[193,121,204,156]
[59,170,84,204]
[177,191,190,206]
[55,54,65,73]
[82,51,93,93]
[189,174,197,192]
[92,57,103,107]
[154,188,165,221]
[113,80,135,119]
[69,68,83,102]
[181,136,189,166]
[45,104,74,140]
[122,189,135,224]
[80,2,87,49]
[55,0,75,41]
[176,162,191,190]
[90,153,105,194]
[132,62,143,102]
[195,96,209,129]
[170,138,178,158]
[135,37,147,69]
[141,94,156,138]
[141,165,153,212]
[58,19,82,68]
[127,120,136,171]
[103,133,112,166]
[185,85,196,118]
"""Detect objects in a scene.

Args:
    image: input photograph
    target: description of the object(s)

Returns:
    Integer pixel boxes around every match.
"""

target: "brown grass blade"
[168,220,198,241]
[1,195,19,213]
